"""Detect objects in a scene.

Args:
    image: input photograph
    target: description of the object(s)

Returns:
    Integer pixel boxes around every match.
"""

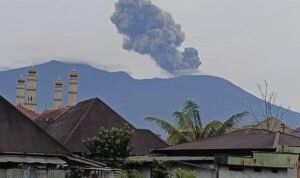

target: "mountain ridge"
[0,60,299,133]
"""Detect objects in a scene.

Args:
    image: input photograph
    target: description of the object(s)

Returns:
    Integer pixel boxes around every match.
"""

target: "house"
[154,129,300,156]
[255,117,293,134]
[132,129,300,178]
[0,95,115,178]
[292,127,300,137]
[36,97,168,156]
[15,66,167,157]
[34,107,69,131]
[16,105,39,120]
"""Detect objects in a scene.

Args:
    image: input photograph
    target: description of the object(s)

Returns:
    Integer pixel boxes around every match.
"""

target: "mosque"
[12,65,167,158]
[15,66,78,115]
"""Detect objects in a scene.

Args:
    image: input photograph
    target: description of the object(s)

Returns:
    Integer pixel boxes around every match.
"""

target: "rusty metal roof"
[154,129,300,156]
[0,155,66,164]
[0,95,70,154]
[35,107,68,121]
[34,107,69,131]
[130,129,168,155]
[46,98,167,155]
[17,105,39,120]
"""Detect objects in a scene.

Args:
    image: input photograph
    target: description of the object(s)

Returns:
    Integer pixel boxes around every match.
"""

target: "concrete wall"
[219,166,297,178]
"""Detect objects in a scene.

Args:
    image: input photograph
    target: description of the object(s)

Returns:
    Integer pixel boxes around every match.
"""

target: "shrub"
[175,168,196,178]
[115,170,145,178]
[151,160,170,178]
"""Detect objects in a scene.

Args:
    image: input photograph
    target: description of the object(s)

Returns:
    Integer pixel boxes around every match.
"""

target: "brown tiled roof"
[17,105,39,120]
[48,98,167,155]
[154,129,300,156]
[130,129,168,156]
[0,96,70,154]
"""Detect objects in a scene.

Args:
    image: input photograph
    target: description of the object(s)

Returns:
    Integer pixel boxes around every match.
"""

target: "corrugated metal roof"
[64,155,106,167]
[130,129,168,155]
[154,129,300,156]
[128,156,214,162]
[45,98,167,155]
[0,96,70,154]
[0,169,65,178]
[0,155,65,164]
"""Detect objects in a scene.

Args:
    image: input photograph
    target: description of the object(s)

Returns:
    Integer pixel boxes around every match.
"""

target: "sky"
[0,0,300,111]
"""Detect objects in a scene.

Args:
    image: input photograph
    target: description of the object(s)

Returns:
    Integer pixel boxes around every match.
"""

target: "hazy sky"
[1,0,300,111]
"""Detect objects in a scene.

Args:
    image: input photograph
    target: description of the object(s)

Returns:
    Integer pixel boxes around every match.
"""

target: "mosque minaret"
[16,67,78,112]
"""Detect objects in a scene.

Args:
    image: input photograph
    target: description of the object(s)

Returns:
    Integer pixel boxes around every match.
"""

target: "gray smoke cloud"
[111,0,201,73]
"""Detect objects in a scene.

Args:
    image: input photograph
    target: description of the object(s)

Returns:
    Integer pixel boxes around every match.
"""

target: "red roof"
[35,107,68,121]
[17,105,39,120]
[34,107,69,131]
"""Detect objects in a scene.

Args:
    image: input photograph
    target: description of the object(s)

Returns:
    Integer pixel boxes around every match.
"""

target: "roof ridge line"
[17,105,39,116]
[46,107,74,133]
[63,99,96,145]
[0,95,70,154]
[159,128,273,150]
[95,98,136,129]
[136,129,168,146]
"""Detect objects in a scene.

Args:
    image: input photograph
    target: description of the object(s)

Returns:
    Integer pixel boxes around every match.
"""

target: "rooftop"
[0,95,69,154]
[154,129,300,156]
[17,105,39,120]
[42,97,167,155]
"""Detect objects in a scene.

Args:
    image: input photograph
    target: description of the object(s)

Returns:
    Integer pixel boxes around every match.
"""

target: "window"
[271,169,279,173]
[228,166,243,171]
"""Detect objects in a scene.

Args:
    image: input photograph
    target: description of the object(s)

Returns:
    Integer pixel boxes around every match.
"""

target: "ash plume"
[111,0,201,73]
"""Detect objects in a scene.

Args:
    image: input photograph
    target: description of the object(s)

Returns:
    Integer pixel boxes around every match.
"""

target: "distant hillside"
[1,60,300,133]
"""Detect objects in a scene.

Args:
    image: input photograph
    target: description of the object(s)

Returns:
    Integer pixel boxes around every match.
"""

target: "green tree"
[175,168,196,178]
[145,100,248,145]
[151,160,170,178]
[84,125,133,167]
[115,170,145,178]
